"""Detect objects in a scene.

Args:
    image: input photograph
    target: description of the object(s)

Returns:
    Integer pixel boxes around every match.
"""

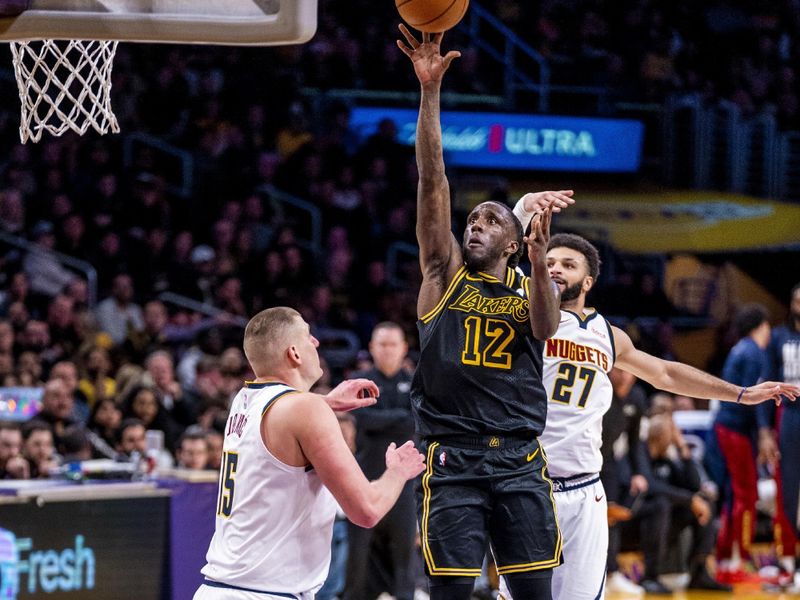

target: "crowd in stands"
[0,0,798,596]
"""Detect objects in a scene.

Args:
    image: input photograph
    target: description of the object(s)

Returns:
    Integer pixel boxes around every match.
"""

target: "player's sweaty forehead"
[468,201,513,225]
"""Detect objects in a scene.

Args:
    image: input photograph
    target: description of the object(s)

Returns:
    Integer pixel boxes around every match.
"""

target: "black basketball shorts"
[416,436,562,578]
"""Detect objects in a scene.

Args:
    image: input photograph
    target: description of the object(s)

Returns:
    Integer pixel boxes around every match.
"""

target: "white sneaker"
[605,572,645,595]
[413,589,430,600]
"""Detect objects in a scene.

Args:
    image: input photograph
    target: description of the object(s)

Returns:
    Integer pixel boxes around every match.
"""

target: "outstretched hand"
[325,378,379,412]
[524,207,553,267]
[396,24,461,87]
[518,190,575,215]
[739,381,800,406]
[385,440,426,480]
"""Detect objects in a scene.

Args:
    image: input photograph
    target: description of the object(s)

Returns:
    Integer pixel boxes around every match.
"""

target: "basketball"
[396,0,469,33]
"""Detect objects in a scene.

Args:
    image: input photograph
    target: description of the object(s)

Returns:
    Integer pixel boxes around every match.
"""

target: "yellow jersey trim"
[261,389,299,416]
[421,442,483,577]
[420,266,468,324]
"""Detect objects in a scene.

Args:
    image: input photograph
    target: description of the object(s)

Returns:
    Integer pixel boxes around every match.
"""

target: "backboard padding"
[0,0,317,45]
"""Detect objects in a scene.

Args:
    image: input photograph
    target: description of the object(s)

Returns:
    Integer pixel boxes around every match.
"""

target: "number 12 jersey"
[411,266,548,438]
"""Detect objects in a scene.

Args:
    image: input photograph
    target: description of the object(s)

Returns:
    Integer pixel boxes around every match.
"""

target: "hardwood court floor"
[608,588,800,599]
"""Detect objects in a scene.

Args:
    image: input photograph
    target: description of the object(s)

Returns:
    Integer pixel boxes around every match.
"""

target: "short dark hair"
[485,201,524,269]
[734,303,769,338]
[116,418,145,443]
[21,419,51,441]
[178,425,207,449]
[0,421,20,434]
[372,321,405,339]
[548,233,601,280]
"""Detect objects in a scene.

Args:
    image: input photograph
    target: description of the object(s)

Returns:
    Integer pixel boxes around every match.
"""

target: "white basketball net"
[10,39,120,144]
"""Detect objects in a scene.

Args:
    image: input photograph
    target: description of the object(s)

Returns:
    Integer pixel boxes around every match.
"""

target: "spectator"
[767,282,800,590]
[650,415,729,590]
[120,385,180,452]
[21,420,57,478]
[712,304,775,583]
[94,273,144,345]
[116,418,147,458]
[59,424,93,462]
[77,346,117,410]
[0,422,28,479]
[87,397,122,459]
[145,350,194,426]
[30,378,76,449]
[601,368,650,595]
[22,221,77,297]
[176,426,210,470]
[50,360,90,423]
[205,428,224,472]
[15,351,44,387]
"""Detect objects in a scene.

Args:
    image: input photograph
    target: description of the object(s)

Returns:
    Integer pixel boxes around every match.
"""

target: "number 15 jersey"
[411,266,548,438]
[538,310,615,478]
[202,382,337,596]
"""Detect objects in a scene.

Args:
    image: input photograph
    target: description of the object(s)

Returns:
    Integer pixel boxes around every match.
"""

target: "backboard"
[0,0,317,45]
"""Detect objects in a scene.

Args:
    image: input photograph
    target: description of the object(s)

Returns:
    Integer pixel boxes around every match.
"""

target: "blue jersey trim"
[564,309,599,330]
[245,381,288,389]
[203,579,298,598]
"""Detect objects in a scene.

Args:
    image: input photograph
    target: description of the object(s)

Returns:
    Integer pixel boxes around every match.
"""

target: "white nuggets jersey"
[538,310,615,477]
[201,382,337,596]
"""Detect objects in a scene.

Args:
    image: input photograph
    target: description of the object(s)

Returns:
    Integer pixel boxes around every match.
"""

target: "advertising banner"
[351,107,644,172]
[0,496,168,599]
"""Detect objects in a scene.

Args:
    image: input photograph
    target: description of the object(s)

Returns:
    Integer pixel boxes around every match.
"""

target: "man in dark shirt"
[712,304,775,579]
[643,415,726,592]
[345,322,416,600]
[600,368,650,594]
[768,283,800,588]
[29,378,76,450]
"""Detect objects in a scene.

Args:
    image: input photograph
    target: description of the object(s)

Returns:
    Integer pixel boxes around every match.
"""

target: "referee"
[344,322,417,600]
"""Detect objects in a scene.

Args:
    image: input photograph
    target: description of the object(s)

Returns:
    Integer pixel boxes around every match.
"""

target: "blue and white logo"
[0,529,95,597]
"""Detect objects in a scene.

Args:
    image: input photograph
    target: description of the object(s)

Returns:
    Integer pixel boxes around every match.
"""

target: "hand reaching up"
[396,24,460,87]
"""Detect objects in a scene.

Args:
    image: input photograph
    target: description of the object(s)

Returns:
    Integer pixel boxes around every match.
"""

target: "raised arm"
[524,208,561,340]
[397,26,464,318]
[281,394,424,528]
[612,326,800,405]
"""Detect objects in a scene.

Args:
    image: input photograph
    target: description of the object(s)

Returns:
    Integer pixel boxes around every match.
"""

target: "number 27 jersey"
[537,309,615,478]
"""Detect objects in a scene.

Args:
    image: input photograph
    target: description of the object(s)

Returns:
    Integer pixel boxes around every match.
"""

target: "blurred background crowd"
[0,0,798,598]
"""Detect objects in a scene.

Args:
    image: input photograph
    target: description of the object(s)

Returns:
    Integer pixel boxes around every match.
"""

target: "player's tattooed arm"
[398,25,463,318]
[612,326,800,405]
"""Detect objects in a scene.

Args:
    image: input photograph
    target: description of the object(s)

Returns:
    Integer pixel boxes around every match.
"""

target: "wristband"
[736,387,747,403]
[512,199,537,231]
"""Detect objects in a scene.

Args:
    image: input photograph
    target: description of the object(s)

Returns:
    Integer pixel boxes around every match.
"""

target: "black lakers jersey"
[411,265,548,437]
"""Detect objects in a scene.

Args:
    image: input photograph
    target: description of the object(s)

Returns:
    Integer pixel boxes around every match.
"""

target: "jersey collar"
[244,380,289,389]
[563,308,599,329]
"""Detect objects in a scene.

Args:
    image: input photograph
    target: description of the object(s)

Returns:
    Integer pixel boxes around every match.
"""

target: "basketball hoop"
[0,0,318,143]
[10,39,119,143]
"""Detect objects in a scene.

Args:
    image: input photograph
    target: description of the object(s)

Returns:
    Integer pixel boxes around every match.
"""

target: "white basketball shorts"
[499,474,608,600]
[193,581,314,600]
